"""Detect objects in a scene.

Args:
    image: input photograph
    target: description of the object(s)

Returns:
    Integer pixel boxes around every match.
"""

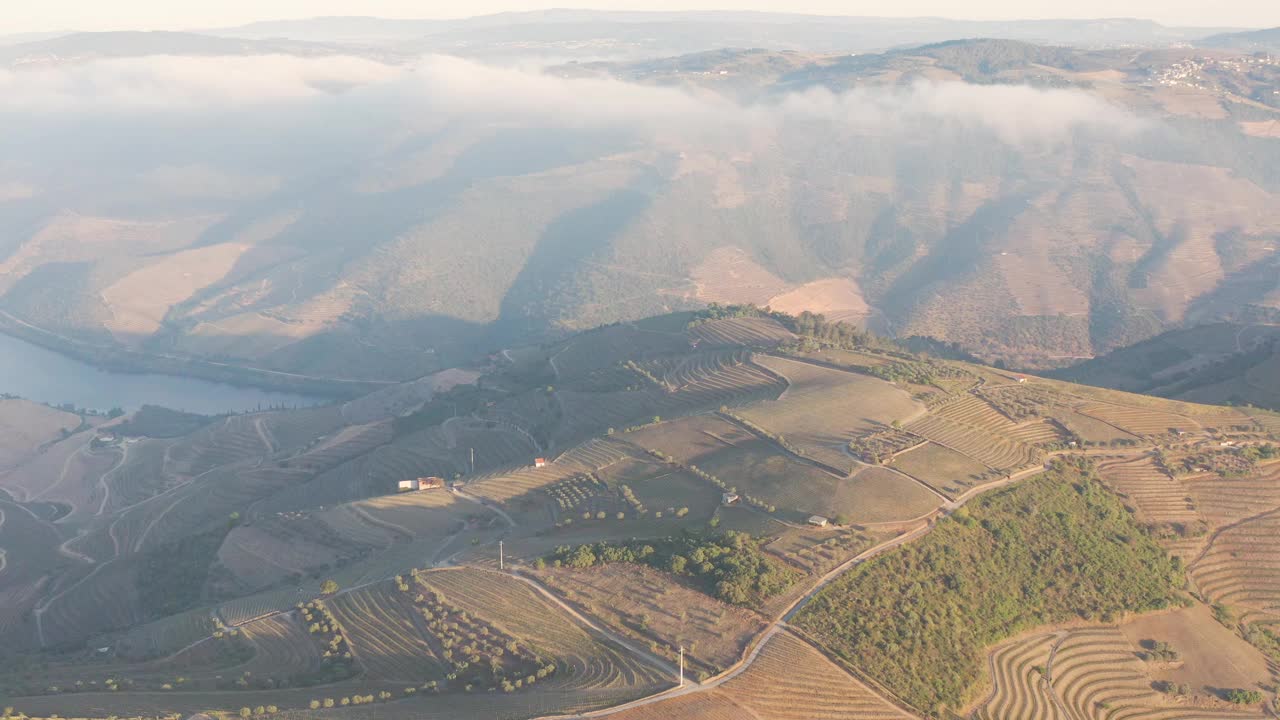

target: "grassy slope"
[793,459,1185,717]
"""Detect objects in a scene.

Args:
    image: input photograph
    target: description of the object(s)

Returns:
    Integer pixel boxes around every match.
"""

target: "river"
[0,332,326,415]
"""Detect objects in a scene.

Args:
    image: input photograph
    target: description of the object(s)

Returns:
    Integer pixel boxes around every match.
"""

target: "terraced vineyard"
[420,568,671,714]
[1047,628,1165,720]
[1076,402,1200,437]
[904,414,1040,472]
[101,438,173,512]
[114,607,215,660]
[327,581,446,683]
[1006,419,1066,445]
[738,356,922,474]
[1098,456,1200,526]
[934,394,1018,433]
[608,630,913,720]
[980,625,1269,720]
[720,631,914,719]
[551,355,785,449]
[626,414,940,523]
[1191,509,1280,622]
[465,438,635,505]
[536,563,767,677]
[236,612,327,681]
[1185,462,1280,526]
[166,415,272,475]
[1248,411,1280,435]
[976,633,1063,720]
[688,317,797,347]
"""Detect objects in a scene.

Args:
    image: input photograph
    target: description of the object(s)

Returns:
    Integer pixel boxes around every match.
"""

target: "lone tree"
[321,579,340,595]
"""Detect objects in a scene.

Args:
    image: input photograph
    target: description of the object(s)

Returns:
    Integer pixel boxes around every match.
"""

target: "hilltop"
[1,307,1278,718]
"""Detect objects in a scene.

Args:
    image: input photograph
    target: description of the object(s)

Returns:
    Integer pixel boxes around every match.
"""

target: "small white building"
[397,479,416,492]
[807,515,829,528]
[722,493,740,506]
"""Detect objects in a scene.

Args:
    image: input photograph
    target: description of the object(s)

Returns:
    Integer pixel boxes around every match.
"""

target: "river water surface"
[0,332,326,414]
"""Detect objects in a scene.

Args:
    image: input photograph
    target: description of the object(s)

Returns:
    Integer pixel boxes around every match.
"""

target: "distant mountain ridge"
[0,34,1277,382]
[199,11,1242,58]
[1202,27,1280,52]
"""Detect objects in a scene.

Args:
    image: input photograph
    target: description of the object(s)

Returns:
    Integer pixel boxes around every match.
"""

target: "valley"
[2,12,1280,719]
[0,306,1277,719]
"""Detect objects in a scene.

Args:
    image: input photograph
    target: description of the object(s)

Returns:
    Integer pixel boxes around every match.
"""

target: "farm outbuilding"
[807,515,829,527]
[722,493,740,506]
[534,457,549,468]
[398,477,445,492]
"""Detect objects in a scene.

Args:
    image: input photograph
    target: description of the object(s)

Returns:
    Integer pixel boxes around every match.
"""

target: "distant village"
[1152,53,1279,92]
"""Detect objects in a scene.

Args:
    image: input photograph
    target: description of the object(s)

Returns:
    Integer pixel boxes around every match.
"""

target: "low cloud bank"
[0,53,1147,147]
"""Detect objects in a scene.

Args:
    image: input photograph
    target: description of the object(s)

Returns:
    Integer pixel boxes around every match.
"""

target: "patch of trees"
[392,384,496,437]
[1225,688,1264,704]
[295,600,359,686]
[793,459,1186,717]
[1162,444,1278,479]
[114,405,214,438]
[621,360,663,389]
[545,532,798,607]
[1245,623,1280,663]
[136,528,228,619]
[1139,639,1180,663]
[848,428,921,464]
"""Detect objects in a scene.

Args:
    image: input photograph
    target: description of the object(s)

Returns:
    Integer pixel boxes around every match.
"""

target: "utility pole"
[679,645,685,687]
[470,447,475,474]
[499,540,504,571]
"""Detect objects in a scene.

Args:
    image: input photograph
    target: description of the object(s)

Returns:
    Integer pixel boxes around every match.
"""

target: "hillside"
[0,37,1278,386]
[1,308,1278,718]
[1055,323,1280,410]
[1202,27,1280,52]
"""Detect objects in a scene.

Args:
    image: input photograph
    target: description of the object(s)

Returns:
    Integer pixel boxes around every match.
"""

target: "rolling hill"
[0,307,1278,719]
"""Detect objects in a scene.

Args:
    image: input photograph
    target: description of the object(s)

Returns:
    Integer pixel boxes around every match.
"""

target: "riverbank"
[0,328,341,415]
[0,310,390,400]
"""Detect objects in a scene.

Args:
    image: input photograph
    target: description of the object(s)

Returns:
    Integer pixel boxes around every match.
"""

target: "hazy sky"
[4,0,1276,34]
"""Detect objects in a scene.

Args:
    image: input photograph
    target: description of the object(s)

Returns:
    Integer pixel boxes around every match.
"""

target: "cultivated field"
[1119,604,1273,700]
[624,415,940,523]
[419,568,672,714]
[903,414,1040,473]
[0,399,82,469]
[1075,401,1201,437]
[1053,408,1142,444]
[934,394,1018,434]
[737,356,922,473]
[977,605,1274,720]
[610,630,913,720]
[764,526,883,576]
[1191,509,1280,623]
[327,581,447,684]
[889,442,996,499]
[687,317,797,347]
[536,563,767,677]
[1098,456,1200,527]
